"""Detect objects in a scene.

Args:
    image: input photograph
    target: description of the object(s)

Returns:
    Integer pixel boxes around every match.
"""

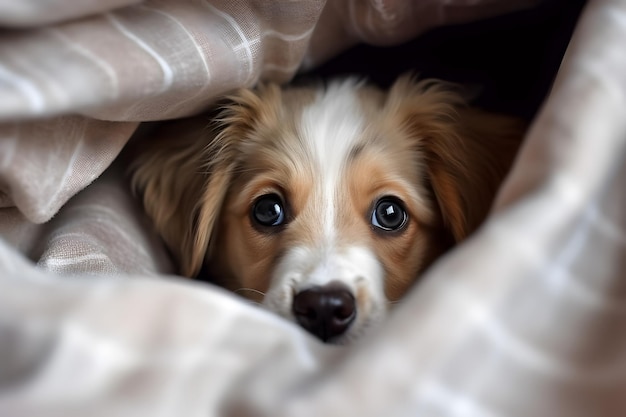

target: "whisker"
[234,287,266,297]
[233,288,266,307]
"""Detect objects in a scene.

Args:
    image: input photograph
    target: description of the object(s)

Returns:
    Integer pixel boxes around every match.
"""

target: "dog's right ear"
[386,75,524,243]
[129,84,282,277]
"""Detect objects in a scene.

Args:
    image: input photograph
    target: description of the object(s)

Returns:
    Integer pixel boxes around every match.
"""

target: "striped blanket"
[1,1,625,416]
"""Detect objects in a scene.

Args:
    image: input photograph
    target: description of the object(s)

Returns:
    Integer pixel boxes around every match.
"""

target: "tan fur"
[130,75,524,309]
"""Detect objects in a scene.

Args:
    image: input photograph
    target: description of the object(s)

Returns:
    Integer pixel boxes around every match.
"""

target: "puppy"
[130,75,523,343]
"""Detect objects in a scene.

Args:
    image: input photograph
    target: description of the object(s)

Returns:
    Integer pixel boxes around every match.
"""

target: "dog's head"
[131,76,522,343]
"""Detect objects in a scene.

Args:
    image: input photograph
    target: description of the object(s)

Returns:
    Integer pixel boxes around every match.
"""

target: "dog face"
[211,80,449,343]
[131,76,522,343]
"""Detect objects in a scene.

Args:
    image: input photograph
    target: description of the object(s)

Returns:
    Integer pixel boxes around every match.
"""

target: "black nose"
[292,282,356,342]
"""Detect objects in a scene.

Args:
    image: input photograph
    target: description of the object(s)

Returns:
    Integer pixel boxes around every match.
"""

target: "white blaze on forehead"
[299,78,367,243]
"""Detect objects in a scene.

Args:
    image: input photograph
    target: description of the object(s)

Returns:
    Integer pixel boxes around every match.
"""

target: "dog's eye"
[252,194,286,227]
[371,198,408,231]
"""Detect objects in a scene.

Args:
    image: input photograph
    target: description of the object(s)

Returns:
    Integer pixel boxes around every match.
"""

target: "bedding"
[1,0,625,416]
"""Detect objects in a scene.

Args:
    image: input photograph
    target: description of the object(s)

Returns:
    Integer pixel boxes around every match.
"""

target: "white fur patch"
[299,78,366,246]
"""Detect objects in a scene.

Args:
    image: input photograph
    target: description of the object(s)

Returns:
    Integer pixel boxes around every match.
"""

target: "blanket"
[1,0,625,416]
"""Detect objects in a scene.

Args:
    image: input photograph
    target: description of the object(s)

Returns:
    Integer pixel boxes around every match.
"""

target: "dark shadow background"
[298,0,588,122]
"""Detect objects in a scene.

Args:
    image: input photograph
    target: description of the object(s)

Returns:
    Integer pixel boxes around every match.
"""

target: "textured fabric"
[0,118,137,222]
[0,164,175,276]
[0,0,141,27]
[2,0,626,416]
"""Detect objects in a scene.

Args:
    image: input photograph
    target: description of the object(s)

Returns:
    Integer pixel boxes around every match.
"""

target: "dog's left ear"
[130,84,282,277]
[128,115,235,277]
[387,75,524,242]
